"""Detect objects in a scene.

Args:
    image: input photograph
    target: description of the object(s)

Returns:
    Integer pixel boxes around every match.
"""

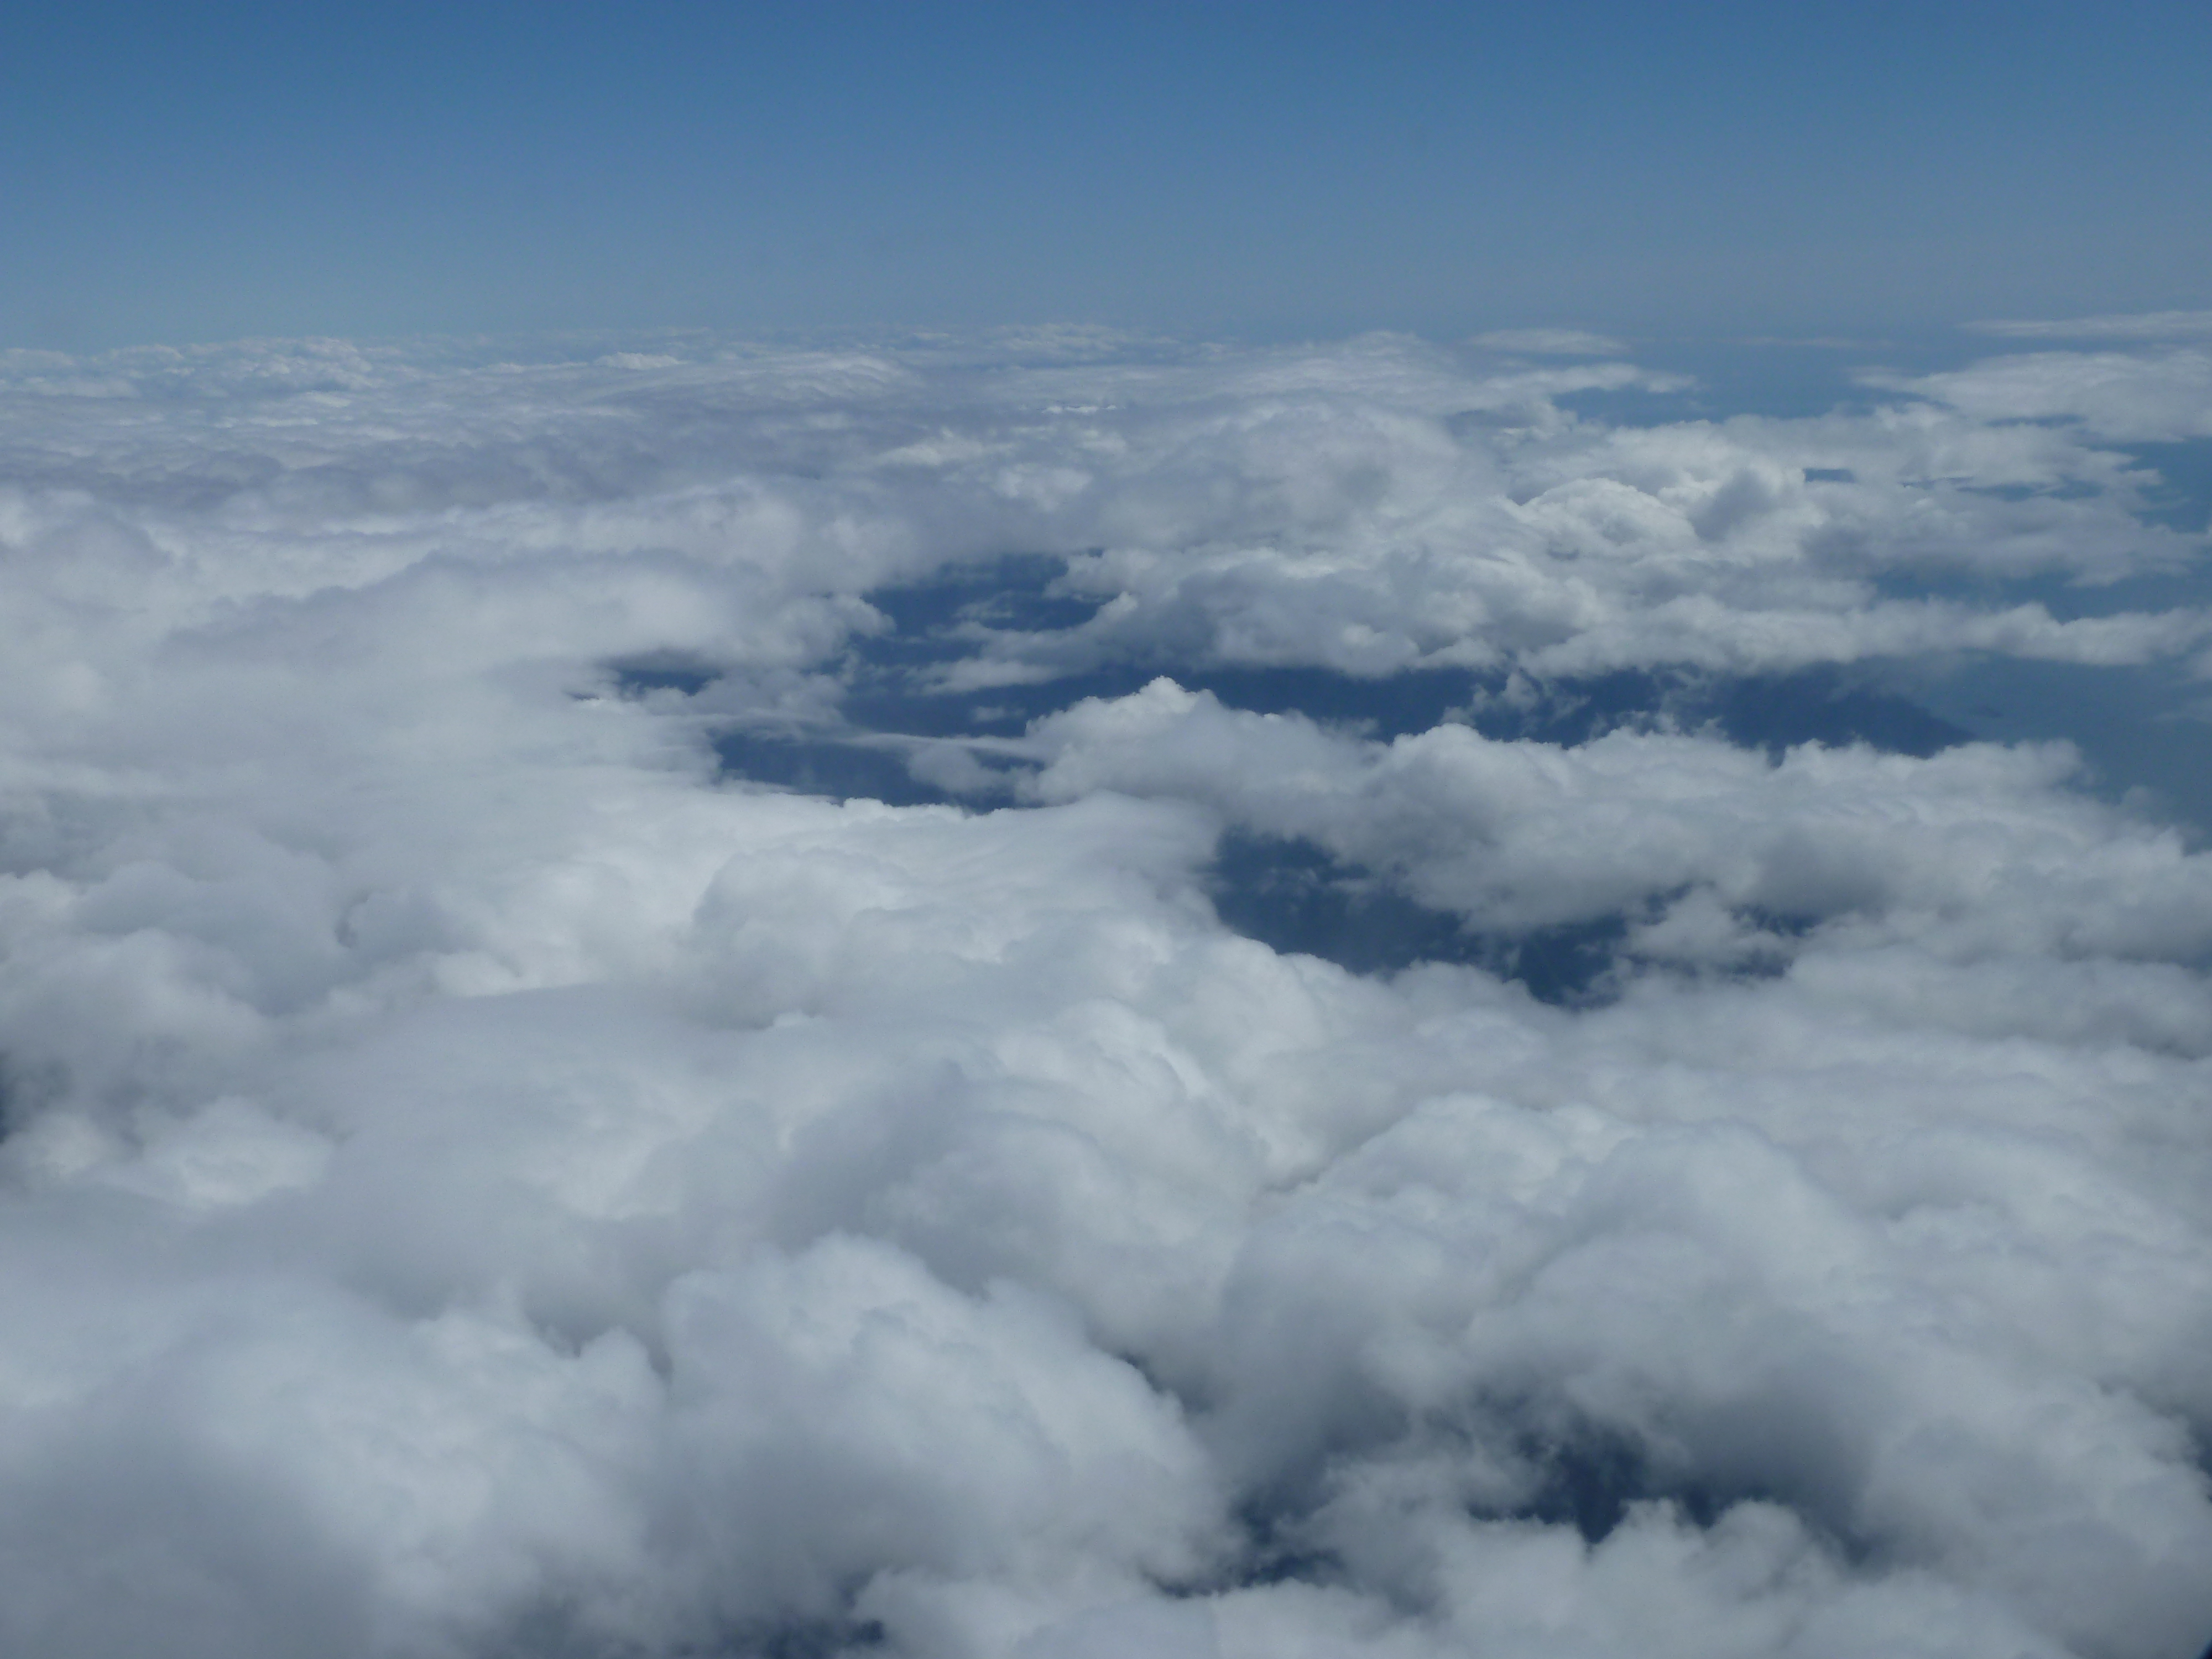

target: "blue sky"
[6,1,2209,351]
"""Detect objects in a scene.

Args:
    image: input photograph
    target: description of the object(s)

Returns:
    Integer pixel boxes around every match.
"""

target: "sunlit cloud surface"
[1,325,2210,1658]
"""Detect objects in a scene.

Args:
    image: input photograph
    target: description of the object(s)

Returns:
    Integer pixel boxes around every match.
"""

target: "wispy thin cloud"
[1467,327,1629,357]
[1969,309,2212,341]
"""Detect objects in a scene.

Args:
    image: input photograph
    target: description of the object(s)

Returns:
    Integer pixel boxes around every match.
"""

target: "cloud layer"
[1,326,2209,1658]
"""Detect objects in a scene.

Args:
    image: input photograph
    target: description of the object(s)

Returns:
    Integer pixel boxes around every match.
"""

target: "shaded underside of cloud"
[1,324,2210,1659]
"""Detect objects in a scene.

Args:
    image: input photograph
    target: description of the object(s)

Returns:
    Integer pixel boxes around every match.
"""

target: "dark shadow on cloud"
[1188,1500,1349,1597]
[1205,837,1833,993]
[845,660,1493,744]
[864,552,1106,640]
[0,1053,60,1142]
[1485,1418,1855,1559]
[1457,665,1966,756]
[488,1607,888,1659]
[751,1616,889,1659]
[1180,1413,1845,1608]
[1206,831,1630,1003]
[843,665,1146,739]
[1206,832,1480,978]
[1514,1425,1703,1544]
[847,556,1500,739]
[0,447,290,514]
[608,653,725,699]
[712,731,964,808]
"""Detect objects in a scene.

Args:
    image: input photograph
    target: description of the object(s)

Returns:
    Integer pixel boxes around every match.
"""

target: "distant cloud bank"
[1465,327,1631,356]
[1969,309,2212,341]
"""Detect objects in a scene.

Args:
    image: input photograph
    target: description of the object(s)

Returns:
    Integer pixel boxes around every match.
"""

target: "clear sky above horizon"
[5,0,2209,352]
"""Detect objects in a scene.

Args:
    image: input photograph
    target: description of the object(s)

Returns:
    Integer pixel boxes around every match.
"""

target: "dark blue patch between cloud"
[2124,439,2212,534]
[1204,831,1631,1001]
[712,732,958,809]
[677,562,1974,994]
[607,654,723,698]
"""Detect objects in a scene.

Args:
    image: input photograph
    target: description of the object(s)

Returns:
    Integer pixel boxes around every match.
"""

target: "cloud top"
[0,326,2209,1658]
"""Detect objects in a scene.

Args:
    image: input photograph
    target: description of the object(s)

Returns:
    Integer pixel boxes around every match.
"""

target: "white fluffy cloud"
[1869,348,2212,444]
[0,324,2209,1658]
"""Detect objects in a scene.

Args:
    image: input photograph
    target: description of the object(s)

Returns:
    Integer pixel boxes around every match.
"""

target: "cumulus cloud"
[1868,346,2212,444]
[0,325,2209,1658]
